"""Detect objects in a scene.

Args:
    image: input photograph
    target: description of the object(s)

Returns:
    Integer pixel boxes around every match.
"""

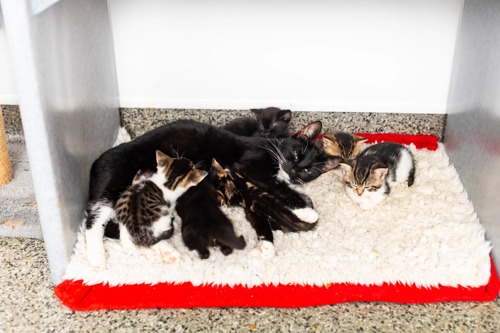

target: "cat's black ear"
[250,108,263,115]
[278,110,292,123]
[295,121,322,144]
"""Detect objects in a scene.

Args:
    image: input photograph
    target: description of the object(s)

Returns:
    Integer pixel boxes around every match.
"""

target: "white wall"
[2,0,464,113]
[108,0,463,113]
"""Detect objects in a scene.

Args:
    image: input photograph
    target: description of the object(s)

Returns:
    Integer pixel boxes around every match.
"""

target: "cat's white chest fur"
[276,166,291,184]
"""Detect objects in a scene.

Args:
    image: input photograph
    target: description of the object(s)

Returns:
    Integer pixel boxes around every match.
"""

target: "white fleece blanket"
[64,143,492,288]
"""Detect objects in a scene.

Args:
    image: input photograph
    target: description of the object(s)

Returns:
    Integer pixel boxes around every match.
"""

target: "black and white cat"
[339,142,416,210]
[115,151,207,263]
[85,119,339,265]
[223,107,292,138]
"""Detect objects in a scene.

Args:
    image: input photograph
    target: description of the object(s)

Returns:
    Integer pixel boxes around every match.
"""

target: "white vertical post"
[1,0,120,284]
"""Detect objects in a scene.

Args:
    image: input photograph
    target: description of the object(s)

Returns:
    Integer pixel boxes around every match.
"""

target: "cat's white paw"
[258,240,276,259]
[153,242,181,263]
[292,207,319,223]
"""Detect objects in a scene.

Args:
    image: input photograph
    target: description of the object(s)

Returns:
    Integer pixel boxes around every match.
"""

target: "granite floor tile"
[0,237,498,333]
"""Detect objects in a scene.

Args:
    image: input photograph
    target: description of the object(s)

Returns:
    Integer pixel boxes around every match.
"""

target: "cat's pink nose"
[356,188,364,196]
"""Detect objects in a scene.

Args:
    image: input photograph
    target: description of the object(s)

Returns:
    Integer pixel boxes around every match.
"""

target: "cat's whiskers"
[294,178,305,185]
[260,140,286,167]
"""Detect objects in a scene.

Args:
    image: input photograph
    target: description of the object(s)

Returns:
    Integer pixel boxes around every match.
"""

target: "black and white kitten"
[339,142,416,210]
[115,151,207,263]
[223,107,292,137]
[211,159,319,258]
[85,119,338,265]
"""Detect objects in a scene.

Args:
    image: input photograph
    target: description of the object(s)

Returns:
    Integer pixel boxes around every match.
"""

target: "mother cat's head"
[262,121,343,184]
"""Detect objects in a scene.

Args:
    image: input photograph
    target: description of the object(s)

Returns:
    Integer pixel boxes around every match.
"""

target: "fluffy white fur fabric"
[65,143,492,288]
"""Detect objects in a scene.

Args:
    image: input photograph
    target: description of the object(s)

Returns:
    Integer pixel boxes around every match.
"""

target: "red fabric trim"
[55,259,499,311]
[317,133,439,151]
[56,133,496,311]
[355,133,439,151]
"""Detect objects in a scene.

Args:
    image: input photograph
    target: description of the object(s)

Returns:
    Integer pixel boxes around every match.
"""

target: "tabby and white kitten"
[322,132,367,160]
[339,142,415,210]
[223,107,292,138]
[115,150,207,262]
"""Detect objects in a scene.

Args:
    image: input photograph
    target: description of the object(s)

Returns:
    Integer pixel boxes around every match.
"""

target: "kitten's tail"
[213,226,247,250]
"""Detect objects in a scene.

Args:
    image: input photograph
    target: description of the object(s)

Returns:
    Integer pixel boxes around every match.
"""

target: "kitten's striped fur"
[339,142,415,210]
[322,132,368,160]
[115,151,207,261]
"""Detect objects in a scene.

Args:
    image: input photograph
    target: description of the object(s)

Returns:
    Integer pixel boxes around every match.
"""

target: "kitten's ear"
[250,108,262,115]
[194,170,208,184]
[339,162,353,176]
[211,159,223,171]
[354,134,368,143]
[322,134,340,155]
[211,159,227,176]
[278,110,292,123]
[156,150,172,166]
[295,121,322,144]
[321,155,343,173]
[373,168,388,181]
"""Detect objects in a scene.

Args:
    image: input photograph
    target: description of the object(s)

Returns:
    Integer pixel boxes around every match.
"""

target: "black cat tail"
[214,226,247,250]
[252,198,318,232]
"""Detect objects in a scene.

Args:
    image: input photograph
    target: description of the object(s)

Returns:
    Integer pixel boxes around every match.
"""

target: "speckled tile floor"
[1,106,499,332]
[0,237,499,332]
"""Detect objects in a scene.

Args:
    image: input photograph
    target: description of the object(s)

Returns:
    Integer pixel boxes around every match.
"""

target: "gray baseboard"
[120,108,447,140]
[2,105,447,141]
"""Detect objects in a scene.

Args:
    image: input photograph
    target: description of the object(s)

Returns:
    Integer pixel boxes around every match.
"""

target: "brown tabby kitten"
[115,150,207,262]
[338,142,415,210]
[210,159,318,258]
[322,132,368,160]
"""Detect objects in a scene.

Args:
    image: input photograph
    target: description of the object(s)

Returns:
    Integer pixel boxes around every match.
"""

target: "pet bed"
[55,134,499,310]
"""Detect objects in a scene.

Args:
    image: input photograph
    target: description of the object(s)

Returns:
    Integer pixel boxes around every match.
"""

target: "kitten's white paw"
[292,207,319,223]
[153,242,181,263]
[258,240,276,259]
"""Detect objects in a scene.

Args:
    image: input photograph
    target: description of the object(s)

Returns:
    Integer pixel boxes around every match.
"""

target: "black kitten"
[223,107,292,138]
[176,178,247,259]
[84,119,339,265]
